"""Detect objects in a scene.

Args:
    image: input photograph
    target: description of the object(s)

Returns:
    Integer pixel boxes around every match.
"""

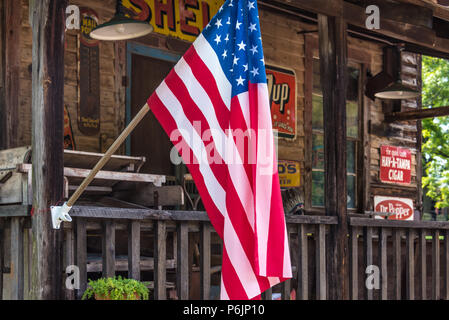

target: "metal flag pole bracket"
[50,103,151,229]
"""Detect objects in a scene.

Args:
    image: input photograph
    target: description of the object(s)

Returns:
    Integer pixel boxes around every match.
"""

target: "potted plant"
[82,276,149,300]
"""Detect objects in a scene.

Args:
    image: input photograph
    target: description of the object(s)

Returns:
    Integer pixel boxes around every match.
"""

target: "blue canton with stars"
[202,0,266,97]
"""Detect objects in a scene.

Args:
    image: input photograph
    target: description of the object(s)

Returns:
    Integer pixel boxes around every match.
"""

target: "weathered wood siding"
[10,1,421,212]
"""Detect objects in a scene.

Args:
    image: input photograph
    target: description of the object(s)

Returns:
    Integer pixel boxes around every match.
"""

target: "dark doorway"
[130,54,175,175]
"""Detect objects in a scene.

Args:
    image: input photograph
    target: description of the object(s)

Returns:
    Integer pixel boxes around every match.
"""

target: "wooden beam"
[30,0,67,300]
[274,0,449,56]
[319,13,349,300]
[385,106,449,122]
[3,0,21,149]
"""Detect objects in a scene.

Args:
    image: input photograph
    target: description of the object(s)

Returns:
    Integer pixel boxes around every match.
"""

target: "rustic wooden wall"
[11,1,422,212]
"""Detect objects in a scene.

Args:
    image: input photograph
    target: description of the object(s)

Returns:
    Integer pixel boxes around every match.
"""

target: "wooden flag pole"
[67,103,150,207]
[51,103,150,229]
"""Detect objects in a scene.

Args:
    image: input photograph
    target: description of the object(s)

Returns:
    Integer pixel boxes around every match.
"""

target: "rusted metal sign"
[266,65,297,140]
[380,145,412,184]
[78,7,100,136]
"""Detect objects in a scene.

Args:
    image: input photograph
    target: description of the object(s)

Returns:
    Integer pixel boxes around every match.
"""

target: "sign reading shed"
[380,145,412,184]
[266,65,297,139]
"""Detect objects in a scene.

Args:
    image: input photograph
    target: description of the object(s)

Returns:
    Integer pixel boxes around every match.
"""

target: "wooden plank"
[127,220,140,280]
[154,221,166,300]
[200,223,211,300]
[75,219,87,300]
[303,34,314,210]
[0,224,3,300]
[281,279,291,300]
[262,287,272,300]
[30,0,67,300]
[393,229,402,300]
[10,217,23,300]
[114,185,184,207]
[86,256,175,273]
[315,224,326,300]
[286,215,338,225]
[63,149,145,172]
[350,217,449,230]
[432,229,441,300]
[64,227,75,300]
[379,227,388,300]
[4,0,21,149]
[318,13,349,300]
[406,230,415,300]
[0,205,30,217]
[102,220,115,278]
[18,164,166,187]
[420,230,427,300]
[350,227,359,300]
[445,230,449,300]
[297,224,308,300]
[177,222,189,300]
[385,106,449,122]
[364,227,374,300]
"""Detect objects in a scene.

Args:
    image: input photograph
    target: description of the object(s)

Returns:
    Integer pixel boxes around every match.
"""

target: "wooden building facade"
[1,0,449,300]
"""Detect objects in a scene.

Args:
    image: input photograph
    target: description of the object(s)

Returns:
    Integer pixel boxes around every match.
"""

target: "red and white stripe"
[147,33,292,300]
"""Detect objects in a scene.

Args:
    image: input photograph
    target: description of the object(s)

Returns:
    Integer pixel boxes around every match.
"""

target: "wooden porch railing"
[2,208,449,300]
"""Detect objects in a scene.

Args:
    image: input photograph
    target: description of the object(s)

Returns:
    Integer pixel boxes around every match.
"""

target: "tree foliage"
[422,56,449,208]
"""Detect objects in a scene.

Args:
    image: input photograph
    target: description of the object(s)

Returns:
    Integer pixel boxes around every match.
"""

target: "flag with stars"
[147,0,292,300]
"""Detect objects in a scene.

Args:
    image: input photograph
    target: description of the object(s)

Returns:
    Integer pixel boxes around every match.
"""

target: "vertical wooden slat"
[10,217,23,300]
[154,221,166,300]
[444,229,449,300]
[281,279,291,300]
[393,229,402,300]
[433,229,441,300]
[420,230,427,300]
[102,220,115,278]
[0,222,4,300]
[350,227,359,300]
[406,229,415,300]
[262,287,272,300]
[379,227,388,300]
[200,223,211,300]
[75,219,87,300]
[297,224,308,300]
[177,222,189,300]
[364,227,373,300]
[127,220,140,280]
[64,227,75,300]
[316,224,326,300]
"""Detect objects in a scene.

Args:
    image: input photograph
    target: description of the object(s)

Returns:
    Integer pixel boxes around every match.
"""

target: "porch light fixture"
[89,1,153,41]
[374,80,420,100]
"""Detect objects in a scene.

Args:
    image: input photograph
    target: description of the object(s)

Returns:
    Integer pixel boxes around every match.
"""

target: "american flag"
[147,0,292,300]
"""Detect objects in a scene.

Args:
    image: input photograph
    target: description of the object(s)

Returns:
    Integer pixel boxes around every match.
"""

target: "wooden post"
[30,0,67,300]
[318,13,349,300]
[1,0,21,149]
[128,220,141,280]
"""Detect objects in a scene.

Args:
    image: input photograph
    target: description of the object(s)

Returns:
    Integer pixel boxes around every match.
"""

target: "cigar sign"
[380,145,412,184]
[119,0,222,42]
[266,65,297,139]
[374,196,414,221]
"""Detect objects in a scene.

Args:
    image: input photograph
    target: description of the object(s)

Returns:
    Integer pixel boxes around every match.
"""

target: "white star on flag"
[236,75,245,86]
[250,45,258,55]
[237,40,246,51]
[214,34,221,44]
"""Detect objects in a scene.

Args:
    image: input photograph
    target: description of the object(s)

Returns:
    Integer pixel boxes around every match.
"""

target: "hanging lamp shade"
[374,80,420,100]
[90,2,153,41]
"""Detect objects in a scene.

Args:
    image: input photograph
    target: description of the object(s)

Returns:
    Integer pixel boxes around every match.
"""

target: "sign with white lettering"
[266,65,297,140]
[374,196,414,221]
[380,145,412,185]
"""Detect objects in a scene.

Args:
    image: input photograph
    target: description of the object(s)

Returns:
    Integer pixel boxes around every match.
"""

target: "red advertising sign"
[380,145,412,184]
[266,65,297,139]
[374,196,414,221]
